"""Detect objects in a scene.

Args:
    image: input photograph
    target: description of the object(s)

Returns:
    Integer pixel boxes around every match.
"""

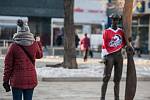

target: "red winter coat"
[80,37,90,51]
[3,41,43,89]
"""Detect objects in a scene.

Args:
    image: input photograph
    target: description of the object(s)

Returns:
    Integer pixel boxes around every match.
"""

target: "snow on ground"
[0,55,150,78]
[36,57,104,78]
[36,56,150,78]
[37,67,103,78]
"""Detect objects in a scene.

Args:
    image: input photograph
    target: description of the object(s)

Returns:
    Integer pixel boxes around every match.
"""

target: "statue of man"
[100,14,126,100]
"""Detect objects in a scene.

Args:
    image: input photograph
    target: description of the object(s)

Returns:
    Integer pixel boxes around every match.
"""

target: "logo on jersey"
[109,35,122,47]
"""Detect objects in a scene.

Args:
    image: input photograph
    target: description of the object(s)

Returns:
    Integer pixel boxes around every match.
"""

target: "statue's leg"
[113,53,123,100]
[101,55,114,100]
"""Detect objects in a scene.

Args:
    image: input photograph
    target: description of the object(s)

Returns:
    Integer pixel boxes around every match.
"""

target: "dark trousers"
[83,49,89,61]
[101,51,123,100]
[12,87,34,100]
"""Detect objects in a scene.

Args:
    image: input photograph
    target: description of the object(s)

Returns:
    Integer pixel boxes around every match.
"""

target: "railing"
[0,40,13,47]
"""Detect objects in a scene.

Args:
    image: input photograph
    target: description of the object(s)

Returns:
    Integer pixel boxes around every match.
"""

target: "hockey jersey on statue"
[101,28,126,58]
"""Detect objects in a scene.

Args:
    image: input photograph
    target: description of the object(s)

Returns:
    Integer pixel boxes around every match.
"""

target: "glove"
[3,82,11,92]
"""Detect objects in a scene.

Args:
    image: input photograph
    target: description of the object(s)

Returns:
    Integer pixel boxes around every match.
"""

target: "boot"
[100,97,105,100]
[115,97,119,100]
[114,82,120,100]
[101,82,108,100]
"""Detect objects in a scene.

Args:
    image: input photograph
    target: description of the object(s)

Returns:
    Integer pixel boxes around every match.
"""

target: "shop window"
[139,27,148,54]
[140,15,149,25]
[0,25,16,40]
[91,24,102,34]
[53,28,64,46]
[75,25,83,34]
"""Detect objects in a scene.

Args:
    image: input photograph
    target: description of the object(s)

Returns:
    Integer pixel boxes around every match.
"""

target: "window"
[75,25,83,34]
[0,25,16,39]
[91,24,102,34]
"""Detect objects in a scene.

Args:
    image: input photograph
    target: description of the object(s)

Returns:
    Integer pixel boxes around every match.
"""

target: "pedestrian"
[80,33,90,62]
[56,34,63,46]
[3,20,43,100]
[75,33,80,48]
[134,35,141,57]
[100,14,132,100]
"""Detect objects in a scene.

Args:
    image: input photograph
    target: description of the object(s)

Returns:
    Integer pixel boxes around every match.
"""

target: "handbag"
[89,49,93,58]
[17,44,34,65]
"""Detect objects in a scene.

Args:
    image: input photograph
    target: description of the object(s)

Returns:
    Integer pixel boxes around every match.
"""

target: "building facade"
[0,0,64,46]
[133,0,150,54]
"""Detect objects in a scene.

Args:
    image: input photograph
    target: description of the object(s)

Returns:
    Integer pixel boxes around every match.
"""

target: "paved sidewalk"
[0,81,150,100]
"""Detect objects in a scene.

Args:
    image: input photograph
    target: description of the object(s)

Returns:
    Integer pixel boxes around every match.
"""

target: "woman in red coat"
[80,33,90,62]
[3,21,43,100]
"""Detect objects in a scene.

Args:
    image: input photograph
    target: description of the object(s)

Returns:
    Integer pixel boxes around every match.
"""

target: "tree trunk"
[123,0,137,100]
[123,0,133,43]
[63,0,78,69]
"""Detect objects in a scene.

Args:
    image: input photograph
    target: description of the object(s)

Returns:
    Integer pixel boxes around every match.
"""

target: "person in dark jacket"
[75,33,80,48]
[80,33,90,62]
[56,34,63,46]
[3,22,43,100]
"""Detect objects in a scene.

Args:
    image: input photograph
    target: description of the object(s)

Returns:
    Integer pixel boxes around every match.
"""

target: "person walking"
[134,35,141,57]
[100,14,131,100]
[3,20,43,100]
[75,33,80,48]
[80,33,90,62]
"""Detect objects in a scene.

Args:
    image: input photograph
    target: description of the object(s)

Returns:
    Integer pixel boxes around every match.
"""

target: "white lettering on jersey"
[109,34,122,47]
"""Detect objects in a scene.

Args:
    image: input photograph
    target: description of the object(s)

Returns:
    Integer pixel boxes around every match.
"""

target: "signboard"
[74,0,107,24]
[133,0,150,14]
[107,0,125,15]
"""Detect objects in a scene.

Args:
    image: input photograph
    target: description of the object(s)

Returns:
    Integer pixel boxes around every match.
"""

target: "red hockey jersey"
[101,28,126,58]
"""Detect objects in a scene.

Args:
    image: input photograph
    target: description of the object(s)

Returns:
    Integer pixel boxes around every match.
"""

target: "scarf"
[13,31,35,46]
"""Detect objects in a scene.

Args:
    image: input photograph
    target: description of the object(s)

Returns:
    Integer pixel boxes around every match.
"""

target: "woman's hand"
[35,36,40,41]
